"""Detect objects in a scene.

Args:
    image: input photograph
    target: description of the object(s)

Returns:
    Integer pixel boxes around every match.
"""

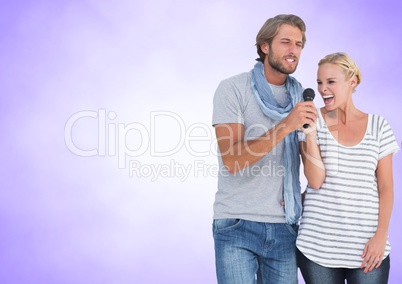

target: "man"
[212,14,317,284]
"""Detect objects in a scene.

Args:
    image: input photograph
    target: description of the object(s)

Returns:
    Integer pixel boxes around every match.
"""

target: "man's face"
[264,24,303,75]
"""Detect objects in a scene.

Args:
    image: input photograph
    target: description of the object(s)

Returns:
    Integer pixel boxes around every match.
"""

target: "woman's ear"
[350,76,357,88]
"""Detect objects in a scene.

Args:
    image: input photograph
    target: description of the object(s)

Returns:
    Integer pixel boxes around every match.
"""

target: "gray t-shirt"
[212,71,289,223]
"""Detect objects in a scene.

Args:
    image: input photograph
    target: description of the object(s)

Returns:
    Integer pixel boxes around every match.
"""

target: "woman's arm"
[299,129,325,189]
[360,154,394,273]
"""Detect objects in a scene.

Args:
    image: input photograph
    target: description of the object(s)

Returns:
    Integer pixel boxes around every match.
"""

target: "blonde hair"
[256,14,306,62]
[318,52,362,92]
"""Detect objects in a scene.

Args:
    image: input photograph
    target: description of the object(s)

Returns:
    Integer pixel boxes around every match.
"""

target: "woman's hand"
[300,119,317,136]
[360,230,388,273]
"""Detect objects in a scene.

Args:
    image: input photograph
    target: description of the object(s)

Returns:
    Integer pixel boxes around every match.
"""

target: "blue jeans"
[297,248,390,284]
[212,219,298,284]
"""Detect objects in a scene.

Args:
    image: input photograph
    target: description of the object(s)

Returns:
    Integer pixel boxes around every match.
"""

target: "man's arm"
[216,101,317,174]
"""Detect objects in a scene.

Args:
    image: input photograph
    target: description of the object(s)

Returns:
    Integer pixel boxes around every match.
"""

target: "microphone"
[302,88,315,129]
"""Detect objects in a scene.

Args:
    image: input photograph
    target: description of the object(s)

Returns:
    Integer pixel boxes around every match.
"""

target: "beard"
[267,47,298,75]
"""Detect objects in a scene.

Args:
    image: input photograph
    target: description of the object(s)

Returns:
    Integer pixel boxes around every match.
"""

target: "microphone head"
[303,88,315,101]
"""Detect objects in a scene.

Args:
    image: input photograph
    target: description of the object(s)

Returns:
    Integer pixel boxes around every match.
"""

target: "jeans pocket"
[285,223,299,237]
[213,218,243,233]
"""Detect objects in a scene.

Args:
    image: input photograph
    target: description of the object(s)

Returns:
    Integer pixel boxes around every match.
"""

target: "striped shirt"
[296,111,399,268]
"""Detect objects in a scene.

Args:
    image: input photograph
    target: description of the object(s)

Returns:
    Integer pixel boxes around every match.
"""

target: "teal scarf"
[250,61,302,224]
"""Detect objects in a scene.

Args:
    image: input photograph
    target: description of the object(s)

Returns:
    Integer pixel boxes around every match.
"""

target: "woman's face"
[317,63,355,110]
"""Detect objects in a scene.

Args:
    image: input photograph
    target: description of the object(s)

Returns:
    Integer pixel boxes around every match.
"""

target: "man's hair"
[255,14,307,62]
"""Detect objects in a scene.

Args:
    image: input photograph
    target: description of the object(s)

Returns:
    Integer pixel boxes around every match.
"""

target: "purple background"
[1,0,401,283]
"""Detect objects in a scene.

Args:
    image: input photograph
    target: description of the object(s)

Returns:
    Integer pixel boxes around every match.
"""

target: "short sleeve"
[212,75,245,126]
[378,117,399,160]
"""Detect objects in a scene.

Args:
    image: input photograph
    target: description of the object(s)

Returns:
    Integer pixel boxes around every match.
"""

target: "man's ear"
[261,42,269,55]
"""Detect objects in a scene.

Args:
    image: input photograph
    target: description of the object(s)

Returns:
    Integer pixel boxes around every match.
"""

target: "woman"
[296,52,399,284]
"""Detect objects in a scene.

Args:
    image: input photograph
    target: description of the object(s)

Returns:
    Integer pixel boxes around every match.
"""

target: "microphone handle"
[303,97,313,129]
